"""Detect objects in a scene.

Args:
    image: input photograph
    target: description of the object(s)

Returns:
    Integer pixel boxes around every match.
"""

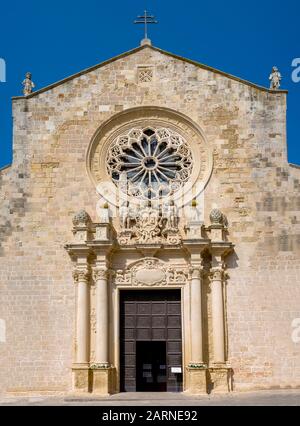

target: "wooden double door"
[120,290,183,392]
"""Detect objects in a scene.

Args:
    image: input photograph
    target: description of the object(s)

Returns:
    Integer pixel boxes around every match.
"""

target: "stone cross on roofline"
[134,10,158,46]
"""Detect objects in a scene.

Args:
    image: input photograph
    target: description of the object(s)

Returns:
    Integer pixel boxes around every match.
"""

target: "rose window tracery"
[106,127,193,200]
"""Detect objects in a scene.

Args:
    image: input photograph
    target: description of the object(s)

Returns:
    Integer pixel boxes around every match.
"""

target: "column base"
[72,363,91,393]
[185,367,208,394]
[208,364,233,393]
[92,367,116,395]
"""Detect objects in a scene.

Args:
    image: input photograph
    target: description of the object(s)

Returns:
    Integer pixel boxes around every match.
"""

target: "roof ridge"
[12,44,288,100]
[0,164,11,172]
[289,162,300,169]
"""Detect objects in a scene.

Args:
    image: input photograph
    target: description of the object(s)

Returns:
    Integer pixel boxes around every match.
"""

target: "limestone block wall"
[0,45,299,393]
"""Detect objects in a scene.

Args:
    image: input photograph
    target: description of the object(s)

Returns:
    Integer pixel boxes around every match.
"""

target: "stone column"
[187,266,207,394]
[73,268,90,364]
[93,267,109,365]
[210,267,225,364]
[207,209,233,392]
[92,266,114,395]
[190,267,204,364]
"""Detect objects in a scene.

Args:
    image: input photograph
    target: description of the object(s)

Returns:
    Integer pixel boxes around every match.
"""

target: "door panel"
[136,341,167,392]
[120,290,182,392]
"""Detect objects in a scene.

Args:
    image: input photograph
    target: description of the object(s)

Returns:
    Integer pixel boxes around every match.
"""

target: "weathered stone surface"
[0,44,299,394]
[186,368,208,394]
[92,368,116,395]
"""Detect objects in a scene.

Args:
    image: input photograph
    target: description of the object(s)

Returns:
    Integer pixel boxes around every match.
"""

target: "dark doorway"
[136,341,167,391]
[120,290,183,392]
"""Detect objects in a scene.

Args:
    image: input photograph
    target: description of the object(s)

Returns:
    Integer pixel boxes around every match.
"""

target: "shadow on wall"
[226,251,239,269]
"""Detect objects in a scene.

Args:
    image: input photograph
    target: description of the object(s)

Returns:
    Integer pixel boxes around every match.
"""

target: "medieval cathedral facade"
[0,38,299,396]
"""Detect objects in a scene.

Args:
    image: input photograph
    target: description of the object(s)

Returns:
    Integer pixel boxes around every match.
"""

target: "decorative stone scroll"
[113,258,189,287]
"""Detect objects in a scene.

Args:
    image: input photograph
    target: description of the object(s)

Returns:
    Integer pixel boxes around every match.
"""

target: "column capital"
[210,267,224,282]
[189,266,203,280]
[93,267,108,281]
[73,267,90,284]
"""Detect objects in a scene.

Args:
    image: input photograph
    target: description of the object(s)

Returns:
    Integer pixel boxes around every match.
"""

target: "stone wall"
[0,45,299,393]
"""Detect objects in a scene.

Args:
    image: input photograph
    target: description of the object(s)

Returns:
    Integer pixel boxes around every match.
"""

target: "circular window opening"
[106,127,193,200]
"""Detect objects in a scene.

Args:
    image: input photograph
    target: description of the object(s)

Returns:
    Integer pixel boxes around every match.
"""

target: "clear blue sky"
[0,0,299,168]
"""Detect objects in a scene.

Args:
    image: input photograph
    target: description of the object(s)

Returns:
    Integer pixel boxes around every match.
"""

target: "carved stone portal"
[66,205,233,396]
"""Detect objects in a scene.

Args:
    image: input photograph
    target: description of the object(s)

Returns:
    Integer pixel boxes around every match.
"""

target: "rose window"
[106,127,193,199]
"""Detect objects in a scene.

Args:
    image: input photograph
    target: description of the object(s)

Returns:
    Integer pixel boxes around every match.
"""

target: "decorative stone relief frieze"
[95,225,110,241]
[113,257,189,287]
[118,200,181,245]
[138,67,153,83]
